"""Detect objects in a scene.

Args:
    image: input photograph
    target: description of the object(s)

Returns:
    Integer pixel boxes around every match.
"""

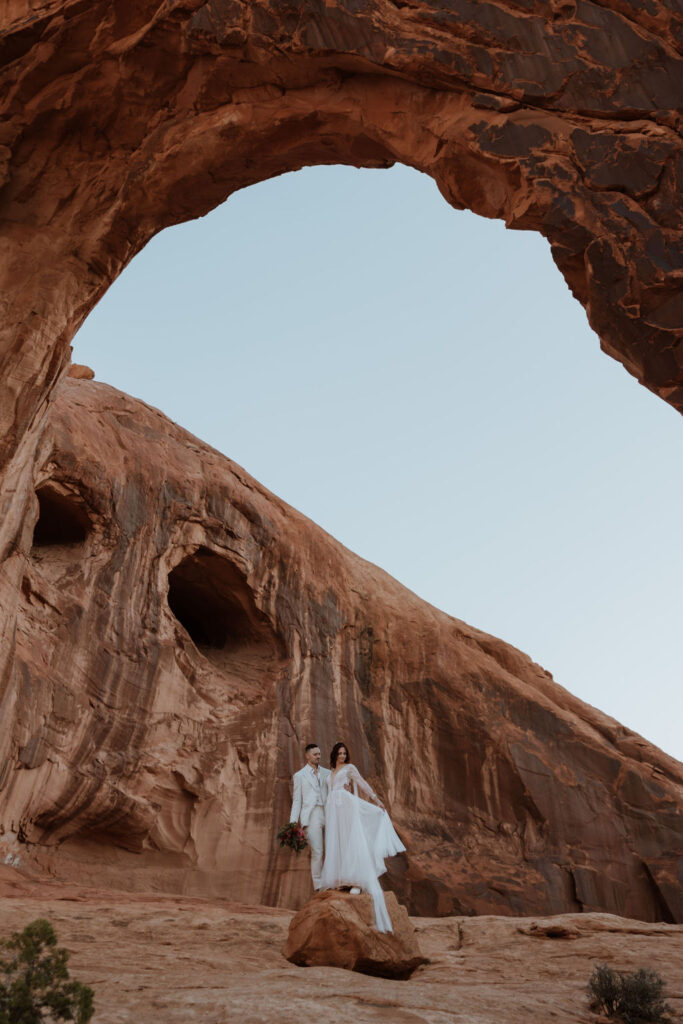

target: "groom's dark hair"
[304,743,319,753]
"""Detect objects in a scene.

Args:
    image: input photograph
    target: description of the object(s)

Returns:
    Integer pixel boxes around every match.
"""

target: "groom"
[290,743,330,890]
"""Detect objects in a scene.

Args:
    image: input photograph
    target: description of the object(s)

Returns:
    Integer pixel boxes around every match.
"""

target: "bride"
[320,741,406,932]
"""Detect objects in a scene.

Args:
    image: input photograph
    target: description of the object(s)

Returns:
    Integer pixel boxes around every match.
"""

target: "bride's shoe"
[350,887,361,895]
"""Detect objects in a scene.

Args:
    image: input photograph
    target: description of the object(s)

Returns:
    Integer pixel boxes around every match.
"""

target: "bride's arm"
[348,764,385,808]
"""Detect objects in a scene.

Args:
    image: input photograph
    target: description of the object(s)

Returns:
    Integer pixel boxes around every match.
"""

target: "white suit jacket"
[290,764,330,827]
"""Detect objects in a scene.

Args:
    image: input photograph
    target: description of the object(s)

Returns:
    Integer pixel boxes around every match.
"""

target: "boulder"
[66,364,95,380]
[283,890,427,979]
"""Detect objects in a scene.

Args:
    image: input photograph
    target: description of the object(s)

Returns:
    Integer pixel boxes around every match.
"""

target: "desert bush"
[588,963,674,1024]
[0,918,94,1024]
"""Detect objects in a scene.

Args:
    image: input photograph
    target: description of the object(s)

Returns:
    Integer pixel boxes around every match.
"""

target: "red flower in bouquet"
[277,821,308,854]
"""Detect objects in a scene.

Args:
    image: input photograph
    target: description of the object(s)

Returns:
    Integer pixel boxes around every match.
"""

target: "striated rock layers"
[0,377,681,922]
[0,0,682,494]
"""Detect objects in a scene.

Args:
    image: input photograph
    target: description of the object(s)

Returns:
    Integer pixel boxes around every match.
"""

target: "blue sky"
[74,164,683,762]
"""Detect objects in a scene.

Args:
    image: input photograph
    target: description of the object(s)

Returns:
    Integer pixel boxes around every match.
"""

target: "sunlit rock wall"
[1,379,680,922]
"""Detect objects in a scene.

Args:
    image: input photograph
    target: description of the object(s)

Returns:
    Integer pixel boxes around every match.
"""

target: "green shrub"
[0,918,94,1024]
[588,963,674,1024]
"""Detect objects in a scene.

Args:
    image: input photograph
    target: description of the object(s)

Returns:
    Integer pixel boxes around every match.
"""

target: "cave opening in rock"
[167,547,281,686]
[32,483,92,547]
[168,553,250,650]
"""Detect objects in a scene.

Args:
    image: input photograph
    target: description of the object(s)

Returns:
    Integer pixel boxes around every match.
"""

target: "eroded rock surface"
[0,0,682,491]
[284,890,426,978]
[0,378,681,922]
[1,871,681,1024]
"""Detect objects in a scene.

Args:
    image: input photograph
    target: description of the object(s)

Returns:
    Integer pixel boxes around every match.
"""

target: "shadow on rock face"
[32,482,92,548]
[167,546,281,683]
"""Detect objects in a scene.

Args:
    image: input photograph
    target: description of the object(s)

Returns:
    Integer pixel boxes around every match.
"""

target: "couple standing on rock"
[289,741,405,933]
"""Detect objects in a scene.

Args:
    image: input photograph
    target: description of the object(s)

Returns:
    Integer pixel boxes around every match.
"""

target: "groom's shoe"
[350,887,361,895]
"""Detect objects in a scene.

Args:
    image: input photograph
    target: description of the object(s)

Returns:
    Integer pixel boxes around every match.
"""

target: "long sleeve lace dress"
[319,762,406,932]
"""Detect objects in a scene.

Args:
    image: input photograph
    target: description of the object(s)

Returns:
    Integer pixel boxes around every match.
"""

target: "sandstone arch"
[0,0,682,482]
[0,0,682,923]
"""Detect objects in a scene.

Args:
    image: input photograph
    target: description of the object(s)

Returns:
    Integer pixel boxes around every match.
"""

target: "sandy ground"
[1,870,681,1023]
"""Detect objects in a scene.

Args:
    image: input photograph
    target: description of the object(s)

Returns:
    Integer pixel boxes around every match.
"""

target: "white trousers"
[306,805,325,890]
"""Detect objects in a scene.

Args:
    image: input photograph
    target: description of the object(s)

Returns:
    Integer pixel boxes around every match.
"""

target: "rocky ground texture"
[1,869,681,1024]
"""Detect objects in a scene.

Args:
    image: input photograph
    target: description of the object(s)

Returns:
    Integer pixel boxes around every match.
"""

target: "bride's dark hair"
[330,741,350,769]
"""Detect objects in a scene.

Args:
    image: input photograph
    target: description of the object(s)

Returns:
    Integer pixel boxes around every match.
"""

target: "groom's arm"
[289,772,302,823]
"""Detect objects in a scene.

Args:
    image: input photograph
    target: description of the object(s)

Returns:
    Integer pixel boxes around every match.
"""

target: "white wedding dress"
[320,762,406,932]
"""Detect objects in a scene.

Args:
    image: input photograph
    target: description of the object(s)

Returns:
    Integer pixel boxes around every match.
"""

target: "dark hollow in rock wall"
[32,483,92,548]
[167,547,284,681]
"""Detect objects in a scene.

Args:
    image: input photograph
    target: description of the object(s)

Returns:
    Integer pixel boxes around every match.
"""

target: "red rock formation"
[0,0,682,928]
[0,378,680,922]
[284,890,426,977]
[0,0,682,487]
[66,364,95,380]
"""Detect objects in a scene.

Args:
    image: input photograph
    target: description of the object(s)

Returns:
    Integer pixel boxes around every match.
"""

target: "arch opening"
[0,0,681,926]
[71,158,683,762]
[0,0,681,485]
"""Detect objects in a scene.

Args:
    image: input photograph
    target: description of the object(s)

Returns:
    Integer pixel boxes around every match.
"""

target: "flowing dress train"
[319,762,406,932]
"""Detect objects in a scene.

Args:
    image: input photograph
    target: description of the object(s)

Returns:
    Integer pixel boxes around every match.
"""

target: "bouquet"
[277,821,307,854]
